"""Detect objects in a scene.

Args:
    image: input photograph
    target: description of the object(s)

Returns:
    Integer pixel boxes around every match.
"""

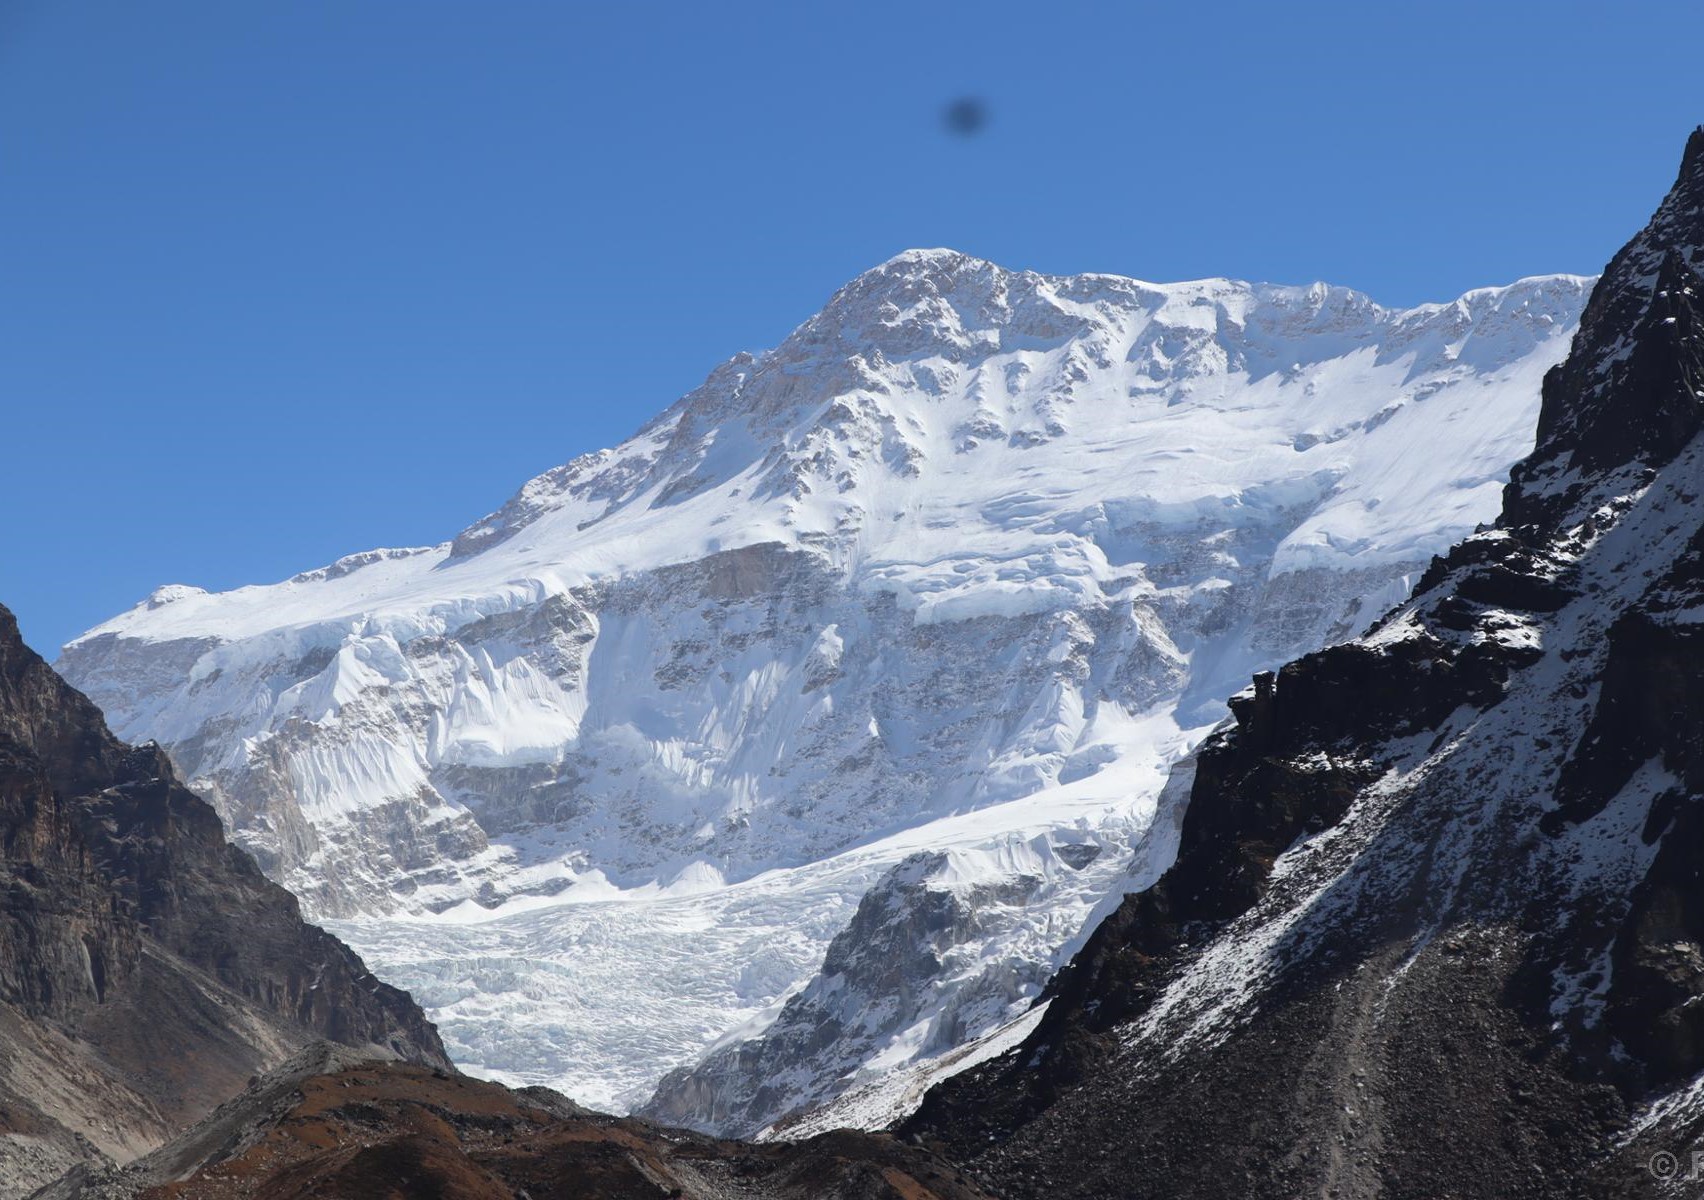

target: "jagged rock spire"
[1508,126,1704,526]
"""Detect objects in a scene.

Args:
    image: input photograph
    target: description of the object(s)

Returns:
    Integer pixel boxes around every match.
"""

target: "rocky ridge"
[904,128,1704,1200]
[0,605,445,1199]
[34,1045,995,1200]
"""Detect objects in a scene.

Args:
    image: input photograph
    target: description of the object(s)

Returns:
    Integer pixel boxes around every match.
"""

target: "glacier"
[58,249,1590,1124]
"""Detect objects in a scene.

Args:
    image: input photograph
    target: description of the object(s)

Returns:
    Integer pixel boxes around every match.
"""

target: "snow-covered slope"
[59,250,1589,1121]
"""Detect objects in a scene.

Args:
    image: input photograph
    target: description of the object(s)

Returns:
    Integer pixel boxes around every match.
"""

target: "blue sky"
[4,1,1703,656]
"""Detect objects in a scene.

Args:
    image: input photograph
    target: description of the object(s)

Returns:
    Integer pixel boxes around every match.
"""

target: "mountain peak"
[872,246,984,272]
[1507,129,1704,527]
[832,247,1000,305]
[1673,122,1704,210]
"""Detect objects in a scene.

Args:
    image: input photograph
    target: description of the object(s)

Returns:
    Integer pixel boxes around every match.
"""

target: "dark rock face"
[40,1049,996,1200]
[905,130,1704,1199]
[0,605,446,1197]
[1508,127,1704,528]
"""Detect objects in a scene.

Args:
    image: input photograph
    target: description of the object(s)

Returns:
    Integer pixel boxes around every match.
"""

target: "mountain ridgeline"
[904,129,1704,1199]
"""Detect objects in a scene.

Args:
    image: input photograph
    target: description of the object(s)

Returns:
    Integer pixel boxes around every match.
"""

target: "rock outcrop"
[646,848,1061,1137]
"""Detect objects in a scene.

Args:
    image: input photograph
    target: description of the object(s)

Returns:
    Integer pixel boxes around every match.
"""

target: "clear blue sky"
[4,1,1702,656]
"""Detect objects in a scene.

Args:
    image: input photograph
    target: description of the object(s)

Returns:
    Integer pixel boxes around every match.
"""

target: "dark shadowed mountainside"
[906,128,1704,1200]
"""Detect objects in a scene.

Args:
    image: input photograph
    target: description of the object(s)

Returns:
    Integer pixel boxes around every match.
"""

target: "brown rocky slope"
[0,605,447,1198]
[35,1045,995,1200]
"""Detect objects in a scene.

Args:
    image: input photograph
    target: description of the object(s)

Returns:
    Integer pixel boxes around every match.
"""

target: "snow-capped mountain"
[59,250,1589,1119]
[904,130,1704,1200]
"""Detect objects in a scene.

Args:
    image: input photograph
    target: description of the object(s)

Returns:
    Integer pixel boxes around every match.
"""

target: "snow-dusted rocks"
[904,130,1704,1200]
[59,250,1588,1121]
[641,783,1189,1139]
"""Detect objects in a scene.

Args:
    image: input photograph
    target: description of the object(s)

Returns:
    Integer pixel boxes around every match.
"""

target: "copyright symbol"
[1650,1150,1679,1180]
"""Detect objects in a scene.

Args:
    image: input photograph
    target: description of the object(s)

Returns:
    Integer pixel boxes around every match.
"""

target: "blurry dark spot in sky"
[942,97,988,137]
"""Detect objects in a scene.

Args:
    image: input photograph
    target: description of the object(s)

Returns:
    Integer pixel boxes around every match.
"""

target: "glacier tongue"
[58,250,1590,1122]
[323,725,1184,1114]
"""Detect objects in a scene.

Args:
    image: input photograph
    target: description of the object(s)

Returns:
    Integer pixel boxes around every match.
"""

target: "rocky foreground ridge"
[33,1046,992,1200]
[0,606,445,1199]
